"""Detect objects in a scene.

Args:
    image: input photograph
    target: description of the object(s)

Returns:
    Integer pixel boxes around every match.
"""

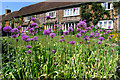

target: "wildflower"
[48,28,52,32]
[91,25,94,28]
[16,39,19,42]
[29,28,34,33]
[50,33,56,38]
[87,41,90,44]
[27,50,31,54]
[84,20,86,22]
[61,36,64,38]
[107,30,111,33]
[80,42,82,44]
[34,26,39,29]
[26,38,31,42]
[98,41,101,44]
[12,34,17,38]
[3,26,12,32]
[68,27,73,32]
[31,18,36,21]
[51,50,55,53]
[110,35,114,37]
[34,36,37,41]
[21,33,26,37]
[81,30,86,34]
[67,42,69,43]
[83,36,89,41]
[103,29,106,32]
[46,16,51,19]
[26,45,31,49]
[64,31,69,35]
[109,37,111,39]
[43,30,50,35]
[70,41,75,45]
[54,24,57,27]
[77,28,81,32]
[77,21,87,29]
[22,35,29,41]
[99,30,102,32]
[96,33,100,37]
[99,37,104,41]
[89,32,94,38]
[31,23,37,27]
[62,39,66,42]
[17,26,21,29]
[108,26,111,29]
[31,38,34,41]
[86,27,91,31]
[76,33,81,38]
[59,39,62,42]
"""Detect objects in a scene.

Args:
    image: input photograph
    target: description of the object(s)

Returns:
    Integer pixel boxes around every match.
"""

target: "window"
[46,11,56,18]
[64,8,79,17]
[23,27,28,32]
[98,20,113,29]
[24,16,32,22]
[102,2,113,10]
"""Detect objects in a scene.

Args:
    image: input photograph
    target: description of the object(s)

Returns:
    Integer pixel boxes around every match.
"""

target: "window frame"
[46,11,56,18]
[98,20,113,29]
[102,2,113,10]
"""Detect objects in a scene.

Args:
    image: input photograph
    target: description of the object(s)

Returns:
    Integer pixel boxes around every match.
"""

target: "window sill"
[105,8,113,10]
[63,14,80,18]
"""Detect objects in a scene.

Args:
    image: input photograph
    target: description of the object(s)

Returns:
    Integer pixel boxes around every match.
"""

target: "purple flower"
[22,35,29,41]
[30,38,34,41]
[70,41,75,45]
[43,30,50,35]
[77,21,87,29]
[46,16,51,19]
[64,31,69,35]
[3,26,12,32]
[62,39,66,42]
[103,29,106,32]
[76,33,81,38]
[109,37,111,39]
[99,37,104,41]
[29,28,34,32]
[35,26,39,29]
[61,36,64,38]
[68,27,73,32]
[48,28,52,31]
[96,33,100,37]
[17,26,21,29]
[87,41,90,44]
[54,24,57,27]
[98,41,101,44]
[16,39,19,42]
[51,50,55,53]
[99,30,102,32]
[89,32,94,38]
[59,39,62,42]
[83,36,89,41]
[31,23,37,27]
[110,35,114,37]
[108,26,111,29]
[11,28,19,33]
[84,20,86,22]
[50,33,56,38]
[21,33,26,37]
[91,25,94,28]
[26,45,31,49]
[27,50,31,54]
[86,27,91,31]
[31,18,36,21]
[81,30,86,34]
[26,38,31,42]
[107,30,111,33]
[12,34,17,38]
[77,28,81,32]
[34,36,37,41]
[103,33,107,35]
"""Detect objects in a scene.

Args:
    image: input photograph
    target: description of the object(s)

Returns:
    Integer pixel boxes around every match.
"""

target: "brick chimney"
[5,9,11,15]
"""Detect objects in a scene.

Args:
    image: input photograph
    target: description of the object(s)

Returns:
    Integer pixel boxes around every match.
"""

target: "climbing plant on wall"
[80,2,110,26]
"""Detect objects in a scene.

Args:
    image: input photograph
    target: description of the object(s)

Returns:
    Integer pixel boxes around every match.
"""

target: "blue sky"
[1,0,45,15]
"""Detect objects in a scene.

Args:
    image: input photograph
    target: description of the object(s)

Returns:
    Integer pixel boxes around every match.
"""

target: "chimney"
[5,9,11,15]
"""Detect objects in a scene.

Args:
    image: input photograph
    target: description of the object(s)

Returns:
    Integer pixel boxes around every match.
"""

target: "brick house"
[0,1,120,32]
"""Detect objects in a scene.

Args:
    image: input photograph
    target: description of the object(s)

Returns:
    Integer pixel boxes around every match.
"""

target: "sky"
[0,0,45,15]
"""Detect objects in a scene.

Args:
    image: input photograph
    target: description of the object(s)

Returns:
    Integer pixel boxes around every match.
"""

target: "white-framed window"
[98,20,113,29]
[46,11,56,18]
[101,2,113,10]
[24,16,32,22]
[64,8,79,17]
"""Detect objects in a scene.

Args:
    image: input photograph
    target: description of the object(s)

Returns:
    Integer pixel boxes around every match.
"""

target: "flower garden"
[1,18,120,79]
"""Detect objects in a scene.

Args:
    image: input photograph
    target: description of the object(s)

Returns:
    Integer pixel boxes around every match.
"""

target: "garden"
[1,18,120,79]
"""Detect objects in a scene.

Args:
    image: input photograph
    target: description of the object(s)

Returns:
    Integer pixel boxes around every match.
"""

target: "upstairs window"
[98,20,113,29]
[102,2,113,10]
[24,16,32,22]
[46,11,56,18]
[64,8,79,17]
